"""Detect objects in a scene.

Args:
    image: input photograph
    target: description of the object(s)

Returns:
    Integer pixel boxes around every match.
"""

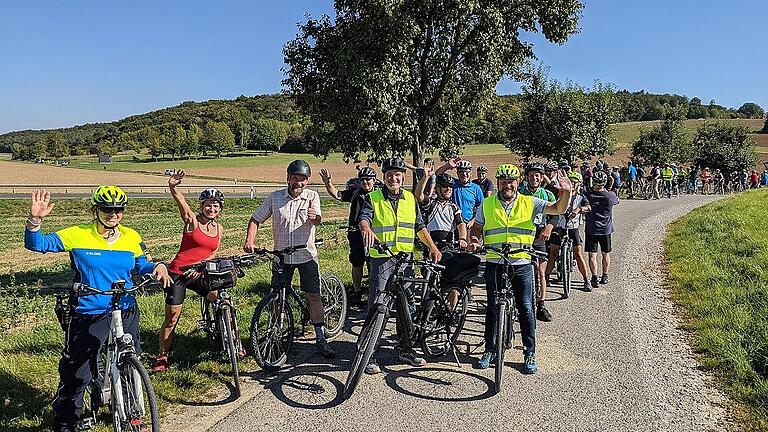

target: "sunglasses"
[98,207,125,215]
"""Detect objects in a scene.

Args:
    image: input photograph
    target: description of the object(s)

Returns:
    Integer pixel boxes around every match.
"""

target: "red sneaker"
[152,354,169,373]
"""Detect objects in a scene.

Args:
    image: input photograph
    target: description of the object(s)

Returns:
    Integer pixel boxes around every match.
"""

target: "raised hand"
[319,168,332,185]
[30,189,54,218]
[308,206,317,221]
[168,169,185,187]
[448,156,462,169]
[554,169,573,192]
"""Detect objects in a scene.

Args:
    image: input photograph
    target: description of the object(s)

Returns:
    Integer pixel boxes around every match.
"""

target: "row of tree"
[631,108,757,173]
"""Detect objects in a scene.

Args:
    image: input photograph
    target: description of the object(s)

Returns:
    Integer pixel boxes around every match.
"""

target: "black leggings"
[165,273,210,306]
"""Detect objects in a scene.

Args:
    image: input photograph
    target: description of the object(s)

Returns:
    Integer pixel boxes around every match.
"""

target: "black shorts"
[549,228,582,247]
[271,259,321,294]
[347,231,367,267]
[165,273,210,306]
[584,234,612,253]
[533,226,548,253]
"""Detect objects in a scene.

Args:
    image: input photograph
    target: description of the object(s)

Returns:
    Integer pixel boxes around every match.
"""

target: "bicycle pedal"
[75,418,96,431]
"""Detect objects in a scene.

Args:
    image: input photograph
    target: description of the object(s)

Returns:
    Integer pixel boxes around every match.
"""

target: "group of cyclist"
[26,155,622,431]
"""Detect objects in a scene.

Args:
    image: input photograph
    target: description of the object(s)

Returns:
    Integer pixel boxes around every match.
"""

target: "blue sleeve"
[24,229,65,253]
[358,194,374,225]
[134,254,157,275]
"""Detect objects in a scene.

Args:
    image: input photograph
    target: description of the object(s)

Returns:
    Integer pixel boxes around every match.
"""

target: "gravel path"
[162,194,734,432]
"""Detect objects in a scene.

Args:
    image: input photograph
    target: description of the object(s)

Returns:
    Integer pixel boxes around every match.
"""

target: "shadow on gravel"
[383,366,494,402]
[267,364,346,409]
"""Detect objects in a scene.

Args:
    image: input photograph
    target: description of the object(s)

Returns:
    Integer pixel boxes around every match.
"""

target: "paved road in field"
[166,194,733,432]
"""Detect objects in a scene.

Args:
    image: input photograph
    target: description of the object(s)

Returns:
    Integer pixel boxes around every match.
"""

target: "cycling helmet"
[592,171,608,186]
[595,160,604,170]
[581,160,590,168]
[199,188,224,205]
[435,173,455,187]
[525,162,545,174]
[456,160,472,171]
[545,161,559,171]
[287,159,312,177]
[559,159,571,169]
[495,164,521,180]
[476,165,488,173]
[357,166,376,179]
[567,171,583,183]
[91,185,127,209]
[381,157,407,173]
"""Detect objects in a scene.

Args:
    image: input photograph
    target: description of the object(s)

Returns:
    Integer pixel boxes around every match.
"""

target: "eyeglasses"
[99,207,125,215]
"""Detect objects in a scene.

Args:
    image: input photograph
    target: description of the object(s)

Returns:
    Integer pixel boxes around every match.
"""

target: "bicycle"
[180,254,260,399]
[249,242,347,372]
[49,277,160,431]
[555,228,574,298]
[474,243,548,394]
[343,242,447,401]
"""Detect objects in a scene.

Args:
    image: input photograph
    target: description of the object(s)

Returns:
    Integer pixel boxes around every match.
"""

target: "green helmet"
[495,164,521,180]
[91,185,127,209]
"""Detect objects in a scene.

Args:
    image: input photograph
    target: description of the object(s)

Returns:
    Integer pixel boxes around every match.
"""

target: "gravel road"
[163,194,734,432]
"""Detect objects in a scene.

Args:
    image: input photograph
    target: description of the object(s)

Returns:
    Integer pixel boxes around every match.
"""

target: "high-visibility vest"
[482,194,536,260]
[661,167,674,180]
[369,188,417,258]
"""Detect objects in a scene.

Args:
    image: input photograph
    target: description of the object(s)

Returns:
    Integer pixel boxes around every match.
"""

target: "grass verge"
[666,189,768,430]
[0,197,352,431]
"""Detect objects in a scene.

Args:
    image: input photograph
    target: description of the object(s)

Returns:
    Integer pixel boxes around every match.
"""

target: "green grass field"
[0,197,352,432]
[666,189,768,429]
[610,118,765,147]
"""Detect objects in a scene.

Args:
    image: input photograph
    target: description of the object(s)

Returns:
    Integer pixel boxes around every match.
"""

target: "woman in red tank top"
[154,170,225,372]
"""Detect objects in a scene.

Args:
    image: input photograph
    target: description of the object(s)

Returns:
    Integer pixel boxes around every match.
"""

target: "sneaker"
[364,361,381,375]
[316,340,336,359]
[477,352,496,369]
[590,275,599,289]
[600,274,609,285]
[524,353,538,374]
[536,303,553,322]
[398,351,426,367]
[583,280,592,292]
[152,355,168,373]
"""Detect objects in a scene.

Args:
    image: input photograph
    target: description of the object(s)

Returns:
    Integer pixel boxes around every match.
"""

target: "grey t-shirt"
[475,194,548,265]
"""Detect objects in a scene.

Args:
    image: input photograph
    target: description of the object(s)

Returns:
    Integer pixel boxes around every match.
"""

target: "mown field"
[0,197,353,431]
[666,189,768,430]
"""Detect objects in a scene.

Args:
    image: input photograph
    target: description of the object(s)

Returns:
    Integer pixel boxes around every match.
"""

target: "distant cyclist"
[583,172,619,288]
[154,171,230,373]
[24,186,171,432]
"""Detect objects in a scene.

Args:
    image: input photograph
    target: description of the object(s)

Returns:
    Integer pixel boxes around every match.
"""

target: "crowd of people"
[26,156,621,431]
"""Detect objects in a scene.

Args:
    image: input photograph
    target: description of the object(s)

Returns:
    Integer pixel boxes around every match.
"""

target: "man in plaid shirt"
[244,160,336,358]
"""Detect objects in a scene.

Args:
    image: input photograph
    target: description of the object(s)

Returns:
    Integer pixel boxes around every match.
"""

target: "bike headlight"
[120,334,133,345]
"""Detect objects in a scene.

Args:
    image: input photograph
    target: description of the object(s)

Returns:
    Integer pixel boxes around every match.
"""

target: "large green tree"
[251,118,289,151]
[45,131,69,159]
[737,102,765,119]
[631,108,693,166]
[693,122,756,173]
[507,68,619,161]
[202,122,235,157]
[283,0,583,165]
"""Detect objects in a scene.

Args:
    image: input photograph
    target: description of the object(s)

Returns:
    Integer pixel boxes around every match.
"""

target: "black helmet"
[545,161,559,171]
[381,157,407,173]
[199,188,224,205]
[525,162,545,174]
[287,160,312,177]
[435,173,454,187]
[358,166,376,179]
[593,170,608,186]
[559,159,571,170]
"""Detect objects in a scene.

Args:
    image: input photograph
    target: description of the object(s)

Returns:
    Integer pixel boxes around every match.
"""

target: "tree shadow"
[0,369,53,432]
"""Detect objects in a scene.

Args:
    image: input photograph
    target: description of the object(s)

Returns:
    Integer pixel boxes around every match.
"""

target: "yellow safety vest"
[369,188,417,258]
[661,167,674,180]
[482,194,536,260]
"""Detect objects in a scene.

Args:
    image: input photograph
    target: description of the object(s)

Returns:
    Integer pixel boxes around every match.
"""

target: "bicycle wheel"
[561,241,571,298]
[320,272,348,338]
[343,307,388,400]
[420,286,468,357]
[219,305,241,398]
[494,302,508,394]
[250,292,294,371]
[112,355,160,432]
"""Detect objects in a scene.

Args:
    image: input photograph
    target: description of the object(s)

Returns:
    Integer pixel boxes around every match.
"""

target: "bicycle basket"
[202,259,238,291]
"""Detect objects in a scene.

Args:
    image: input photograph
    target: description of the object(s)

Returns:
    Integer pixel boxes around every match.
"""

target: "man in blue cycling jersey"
[435,157,484,229]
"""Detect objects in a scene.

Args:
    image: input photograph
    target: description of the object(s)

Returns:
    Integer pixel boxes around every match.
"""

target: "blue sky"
[1,0,766,133]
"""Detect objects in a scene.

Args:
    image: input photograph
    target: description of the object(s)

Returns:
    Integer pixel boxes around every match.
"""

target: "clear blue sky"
[1,0,766,134]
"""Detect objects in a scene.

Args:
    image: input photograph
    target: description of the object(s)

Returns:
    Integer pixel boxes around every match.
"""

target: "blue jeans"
[484,262,535,355]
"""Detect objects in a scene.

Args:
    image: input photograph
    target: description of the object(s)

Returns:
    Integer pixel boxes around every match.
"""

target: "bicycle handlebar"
[372,240,446,271]
[474,244,549,261]
[43,276,159,297]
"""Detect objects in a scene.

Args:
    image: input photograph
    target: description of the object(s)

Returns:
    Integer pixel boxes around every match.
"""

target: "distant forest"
[1,91,762,160]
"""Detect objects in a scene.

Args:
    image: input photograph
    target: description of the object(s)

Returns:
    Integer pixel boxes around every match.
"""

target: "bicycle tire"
[320,272,348,338]
[343,307,387,400]
[420,285,468,357]
[562,241,571,298]
[112,355,160,432]
[250,292,294,371]
[220,306,242,398]
[494,302,508,394]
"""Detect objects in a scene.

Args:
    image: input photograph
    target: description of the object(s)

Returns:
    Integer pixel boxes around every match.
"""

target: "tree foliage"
[506,68,619,161]
[631,108,693,166]
[251,118,289,151]
[693,122,756,173]
[283,0,583,164]
[202,122,235,157]
[737,102,765,119]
